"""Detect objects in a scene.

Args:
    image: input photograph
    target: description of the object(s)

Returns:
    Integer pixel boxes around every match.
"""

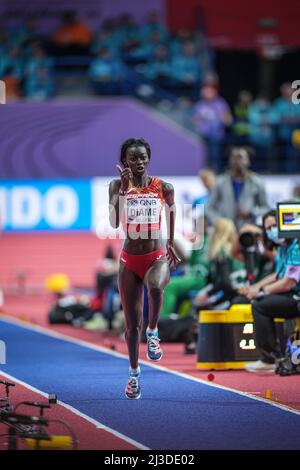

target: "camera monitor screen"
[277,202,300,238]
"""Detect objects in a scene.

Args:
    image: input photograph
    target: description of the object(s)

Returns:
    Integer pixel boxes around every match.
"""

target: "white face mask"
[266,226,285,245]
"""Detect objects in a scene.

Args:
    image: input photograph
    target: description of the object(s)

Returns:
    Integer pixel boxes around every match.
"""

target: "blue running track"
[1,318,300,450]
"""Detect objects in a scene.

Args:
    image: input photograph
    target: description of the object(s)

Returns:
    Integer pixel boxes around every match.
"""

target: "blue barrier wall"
[0,180,92,231]
[0,176,298,232]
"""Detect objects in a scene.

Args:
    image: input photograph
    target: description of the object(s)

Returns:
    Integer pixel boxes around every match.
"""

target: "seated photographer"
[232,223,276,283]
[234,209,300,373]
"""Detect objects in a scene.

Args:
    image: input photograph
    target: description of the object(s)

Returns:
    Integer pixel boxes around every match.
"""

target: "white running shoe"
[125,376,141,399]
[245,360,276,373]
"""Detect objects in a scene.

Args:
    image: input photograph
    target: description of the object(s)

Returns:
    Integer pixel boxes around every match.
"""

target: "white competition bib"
[125,195,162,225]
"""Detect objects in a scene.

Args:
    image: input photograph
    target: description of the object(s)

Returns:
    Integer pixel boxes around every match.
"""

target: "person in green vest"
[161,217,246,317]
[193,218,245,309]
[232,90,252,145]
[160,221,210,317]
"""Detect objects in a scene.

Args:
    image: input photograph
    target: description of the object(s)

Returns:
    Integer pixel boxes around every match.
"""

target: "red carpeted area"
[1,232,300,431]
[0,232,121,289]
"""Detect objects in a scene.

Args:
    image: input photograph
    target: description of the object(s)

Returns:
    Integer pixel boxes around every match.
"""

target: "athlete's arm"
[109,165,133,228]
[109,179,122,228]
[162,181,181,267]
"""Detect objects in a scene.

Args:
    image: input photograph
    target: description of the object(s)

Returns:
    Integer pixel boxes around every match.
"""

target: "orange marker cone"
[265,388,271,399]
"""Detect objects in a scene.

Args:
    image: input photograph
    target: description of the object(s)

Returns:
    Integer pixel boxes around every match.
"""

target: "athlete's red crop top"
[121,177,165,234]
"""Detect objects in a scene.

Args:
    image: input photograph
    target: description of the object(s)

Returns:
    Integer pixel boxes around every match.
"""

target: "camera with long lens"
[238,231,260,284]
[239,231,259,249]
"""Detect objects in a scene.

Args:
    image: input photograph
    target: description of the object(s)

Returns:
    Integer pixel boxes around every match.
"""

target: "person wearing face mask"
[237,209,300,373]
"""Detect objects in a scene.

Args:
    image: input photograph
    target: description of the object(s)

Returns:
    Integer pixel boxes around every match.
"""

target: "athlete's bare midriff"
[122,235,164,255]
[121,175,165,254]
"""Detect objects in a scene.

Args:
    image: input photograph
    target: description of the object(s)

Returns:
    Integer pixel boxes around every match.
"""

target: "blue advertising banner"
[0,176,298,232]
[0,180,92,231]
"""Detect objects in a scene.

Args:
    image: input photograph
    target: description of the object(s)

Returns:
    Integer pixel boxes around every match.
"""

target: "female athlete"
[109,138,180,399]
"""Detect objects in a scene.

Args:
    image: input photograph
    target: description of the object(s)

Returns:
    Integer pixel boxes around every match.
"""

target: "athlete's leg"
[144,259,170,330]
[118,262,144,370]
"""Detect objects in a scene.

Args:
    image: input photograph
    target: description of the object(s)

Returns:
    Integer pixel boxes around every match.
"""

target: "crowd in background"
[1,12,300,173]
[190,83,300,173]
[0,11,212,101]
[0,18,54,101]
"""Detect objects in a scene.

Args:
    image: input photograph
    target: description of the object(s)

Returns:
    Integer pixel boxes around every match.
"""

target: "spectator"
[116,14,140,54]
[12,17,42,49]
[272,82,300,172]
[52,11,93,55]
[91,17,122,55]
[2,66,22,101]
[234,209,300,373]
[125,31,163,64]
[232,90,252,145]
[140,11,168,42]
[89,47,128,95]
[142,45,172,86]
[170,29,194,57]
[192,168,216,210]
[193,218,245,309]
[193,84,233,171]
[206,146,269,229]
[193,32,215,80]
[25,44,53,78]
[248,94,276,168]
[293,185,300,200]
[0,46,23,79]
[91,27,120,58]
[25,66,54,100]
[170,96,194,130]
[170,41,202,99]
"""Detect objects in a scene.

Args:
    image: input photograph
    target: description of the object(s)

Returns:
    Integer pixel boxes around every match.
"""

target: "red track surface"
[0,232,121,288]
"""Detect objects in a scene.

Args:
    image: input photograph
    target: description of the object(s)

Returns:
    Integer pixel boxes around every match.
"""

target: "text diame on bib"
[125,195,162,225]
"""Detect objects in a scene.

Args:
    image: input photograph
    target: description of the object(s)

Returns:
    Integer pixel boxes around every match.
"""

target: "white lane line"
[1,313,300,417]
[0,369,148,450]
